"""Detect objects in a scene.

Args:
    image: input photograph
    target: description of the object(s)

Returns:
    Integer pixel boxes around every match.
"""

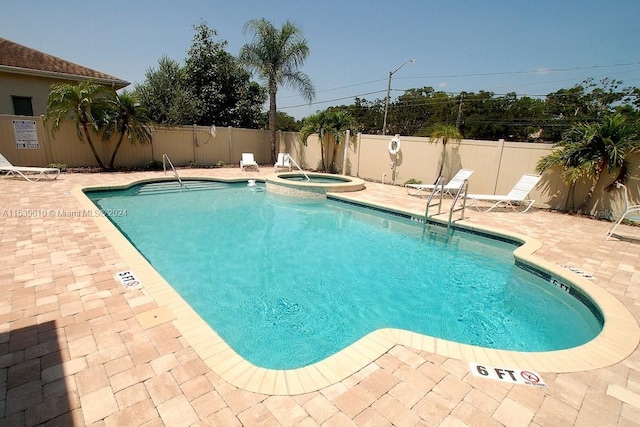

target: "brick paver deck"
[1,168,639,426]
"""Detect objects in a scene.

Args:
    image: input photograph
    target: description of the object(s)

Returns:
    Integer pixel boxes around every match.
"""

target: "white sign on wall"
[13,120,40,149]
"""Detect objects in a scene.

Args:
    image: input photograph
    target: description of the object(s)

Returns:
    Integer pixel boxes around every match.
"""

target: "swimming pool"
[88,180,602,370]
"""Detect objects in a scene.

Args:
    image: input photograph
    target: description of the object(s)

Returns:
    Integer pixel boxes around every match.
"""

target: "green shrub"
[147,160,164,171]
[47,163,67,172]
[404,178,422,185]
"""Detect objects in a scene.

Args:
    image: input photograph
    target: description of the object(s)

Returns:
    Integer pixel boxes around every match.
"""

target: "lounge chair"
[406,169,474,197]
[240,153,259,171]
[0,153,60,182]
[467,174,541,213]
[607,182,640,240]
[274,153,292,172]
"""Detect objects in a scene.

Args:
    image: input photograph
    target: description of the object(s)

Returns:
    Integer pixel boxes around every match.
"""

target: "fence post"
[228,126,232,165]
[356,132,362,178]
[493,138,505,194]
[38,116,53,165]
[342,129,350,175]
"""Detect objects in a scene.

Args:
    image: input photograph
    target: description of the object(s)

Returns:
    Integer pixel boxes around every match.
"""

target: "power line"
[281,90,388,109]
[396,61,640,81]
[279,62,640,113]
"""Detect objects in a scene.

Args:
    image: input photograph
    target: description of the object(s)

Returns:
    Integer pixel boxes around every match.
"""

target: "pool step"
[136,180,228,195]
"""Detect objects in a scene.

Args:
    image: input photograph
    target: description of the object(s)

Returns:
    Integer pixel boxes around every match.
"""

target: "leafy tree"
[259,111,302,131]
[102,91,152,169]
[135,56,200,125]
[458,91,504,140]
[536,113,640,212]
[393,87,458,136]
[543,78,633,141]
[186,21,266,127]
[320,77,638,143]
[429,124,463,180]
[346,97,385,134]
[46,80,112,169]
[240,18,315,163]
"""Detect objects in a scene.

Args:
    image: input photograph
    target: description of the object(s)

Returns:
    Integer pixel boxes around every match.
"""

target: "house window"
[12,96,34,116]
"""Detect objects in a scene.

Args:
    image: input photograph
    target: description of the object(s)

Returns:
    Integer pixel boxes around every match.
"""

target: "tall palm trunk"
[268,84,278,164]
[578,160,607,212]
[108,133,126,170]
[434,138,448,184]
[81,122,105,169]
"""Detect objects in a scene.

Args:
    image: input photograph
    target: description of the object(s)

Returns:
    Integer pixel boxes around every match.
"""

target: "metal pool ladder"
[423,176,446,219]
[424,177,469,228]
[162,153,185,190]
[447,180,469,229]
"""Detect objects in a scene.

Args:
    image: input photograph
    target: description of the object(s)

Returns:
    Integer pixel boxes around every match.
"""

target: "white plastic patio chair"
[0,152,60,182]
[274,153,291,172]
[406,169,474,197]
[240,153,259,171]
[467,174,541,213]
[607,182,640,240]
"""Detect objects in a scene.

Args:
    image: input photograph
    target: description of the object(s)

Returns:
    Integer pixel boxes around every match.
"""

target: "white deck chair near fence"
[405,169,474,197]
[467,174,541,213]
[0,153,60,182]
[240,153,259,171]
[607,182,640,240]
[274,153,291,172]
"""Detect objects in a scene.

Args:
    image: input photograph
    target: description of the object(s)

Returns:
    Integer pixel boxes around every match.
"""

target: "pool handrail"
[162,153,185,190]
[285,154,310,181]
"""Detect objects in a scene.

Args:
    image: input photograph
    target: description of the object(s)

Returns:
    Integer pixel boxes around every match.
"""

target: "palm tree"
[240,19,315,163]
[299,111,329,171]
[536,113,640,212]
[102,91,152,169]
[46,81,111,169]
[429,124,463,181]
[325,110,353,173]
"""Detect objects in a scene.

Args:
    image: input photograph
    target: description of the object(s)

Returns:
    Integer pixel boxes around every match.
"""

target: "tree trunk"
[82,123,105,169]
[268,85,277,164]
[330,133,340,173]
[435,140,448,184]
[108,134,126,170]
[577,161,606,213]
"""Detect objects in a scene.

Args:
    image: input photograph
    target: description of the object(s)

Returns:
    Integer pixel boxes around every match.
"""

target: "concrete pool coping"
[73,177,640,396]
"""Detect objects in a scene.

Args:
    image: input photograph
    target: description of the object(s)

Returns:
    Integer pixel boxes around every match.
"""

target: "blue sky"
[2,0,639,119]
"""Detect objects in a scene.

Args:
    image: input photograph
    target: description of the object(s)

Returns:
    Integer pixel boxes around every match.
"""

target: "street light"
[382,58,415,135]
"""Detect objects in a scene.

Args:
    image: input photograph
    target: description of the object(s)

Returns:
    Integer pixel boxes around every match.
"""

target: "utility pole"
[382,59,415,135]
[456,93,464,130]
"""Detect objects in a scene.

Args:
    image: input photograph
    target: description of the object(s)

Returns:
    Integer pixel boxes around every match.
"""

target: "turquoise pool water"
[88,181,602,369]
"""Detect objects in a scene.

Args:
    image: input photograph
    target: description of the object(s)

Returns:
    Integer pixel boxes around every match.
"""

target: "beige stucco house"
[0,37,129,117]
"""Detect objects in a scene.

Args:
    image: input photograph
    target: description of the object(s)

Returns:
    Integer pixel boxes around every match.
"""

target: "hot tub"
[265,172,365,198]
